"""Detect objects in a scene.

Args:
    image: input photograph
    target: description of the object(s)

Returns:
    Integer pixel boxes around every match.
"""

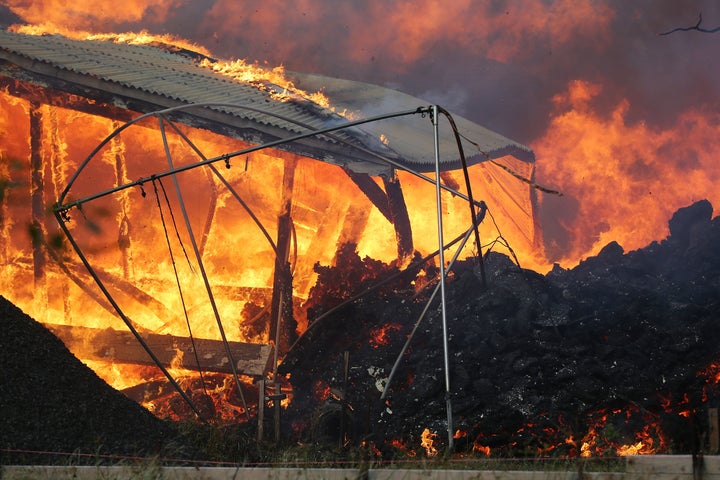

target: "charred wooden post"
[269,153,299,357]
[382,175,413,261]
[273,383,282,442]
[108,124,135,281]
[198,164,219,257]
[268,152,300,444]
[710,408,719,454]
[257,379,265,443]
[345,169,414,262]
[339,350,349,448]
[29,101,46,290]
[336,203,371,248]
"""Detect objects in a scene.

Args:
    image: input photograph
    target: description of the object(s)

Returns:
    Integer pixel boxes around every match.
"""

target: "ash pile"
[280,200,720,455]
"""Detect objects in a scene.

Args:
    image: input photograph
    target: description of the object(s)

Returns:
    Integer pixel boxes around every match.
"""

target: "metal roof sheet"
[22,32,317,131]
[288,72,536,170]
[0,29,534,175]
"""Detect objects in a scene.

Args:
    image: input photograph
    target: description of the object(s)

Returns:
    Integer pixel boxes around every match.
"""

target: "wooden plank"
[626,455,720,480]
[46,324,273,377]
[710,408,719,454]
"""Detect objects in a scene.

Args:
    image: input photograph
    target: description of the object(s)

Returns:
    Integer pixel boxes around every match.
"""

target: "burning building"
[3,25,719,460]
[0,28,540,423]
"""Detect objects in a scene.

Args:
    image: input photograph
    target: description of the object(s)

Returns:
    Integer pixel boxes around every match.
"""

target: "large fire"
[534,79,720,264]
[0,43,534,423]
[2,2,719,458]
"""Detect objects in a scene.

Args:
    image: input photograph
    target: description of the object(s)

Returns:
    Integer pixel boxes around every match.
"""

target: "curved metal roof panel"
[0,30,346,134]
[0,29,534,175]
[288,72,536,171]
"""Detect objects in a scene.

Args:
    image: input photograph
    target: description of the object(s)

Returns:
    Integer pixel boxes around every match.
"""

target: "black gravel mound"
[0,297,192,464]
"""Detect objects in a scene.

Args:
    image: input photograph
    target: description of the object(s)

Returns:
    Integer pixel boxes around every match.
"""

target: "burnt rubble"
[280,200,720,455]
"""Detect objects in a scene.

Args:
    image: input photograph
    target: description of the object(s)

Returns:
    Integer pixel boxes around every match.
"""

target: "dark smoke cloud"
[2,0,719,264]
[157,1,720,144]
[4,0,717,141]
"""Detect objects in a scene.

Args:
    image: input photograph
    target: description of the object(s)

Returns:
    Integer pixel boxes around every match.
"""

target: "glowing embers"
[368,323,402,348]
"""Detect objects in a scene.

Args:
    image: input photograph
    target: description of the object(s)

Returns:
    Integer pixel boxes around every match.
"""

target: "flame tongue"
[421,428,439,457]
[534,80,720,264]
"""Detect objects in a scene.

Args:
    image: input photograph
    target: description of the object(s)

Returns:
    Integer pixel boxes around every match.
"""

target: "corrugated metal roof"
[0,29,534,175]
[0,31,337,135]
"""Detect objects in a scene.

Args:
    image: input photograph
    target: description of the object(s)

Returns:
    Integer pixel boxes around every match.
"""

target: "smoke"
[0,0,187,30]
[2,0,717,134]
[1,0,719,265]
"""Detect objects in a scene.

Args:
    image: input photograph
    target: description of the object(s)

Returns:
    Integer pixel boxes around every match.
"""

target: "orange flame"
[534,80,720,265]
[420,428,439,457]
[473,443,491,457]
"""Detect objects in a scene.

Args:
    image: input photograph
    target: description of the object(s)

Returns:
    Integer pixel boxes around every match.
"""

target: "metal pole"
[432,105,453,451]
[380,217,479,401]
[158,116,250,421]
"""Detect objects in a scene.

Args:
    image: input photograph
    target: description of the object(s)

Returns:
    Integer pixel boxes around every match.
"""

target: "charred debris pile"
[281,200,720,455]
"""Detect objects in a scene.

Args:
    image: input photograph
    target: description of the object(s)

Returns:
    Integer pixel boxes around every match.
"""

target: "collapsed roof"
[0,28,534,176]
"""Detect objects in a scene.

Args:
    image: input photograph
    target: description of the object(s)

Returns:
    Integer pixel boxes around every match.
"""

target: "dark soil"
[0,297,195,464]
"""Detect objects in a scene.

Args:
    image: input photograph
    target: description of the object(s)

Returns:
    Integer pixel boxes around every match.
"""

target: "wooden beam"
[46,324,273,377]
[710,407,719,454]
[382,175,414,261]
[29,101,46,289]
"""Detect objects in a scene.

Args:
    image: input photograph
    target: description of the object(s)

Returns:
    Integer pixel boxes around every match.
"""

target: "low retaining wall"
[1,456,717,480]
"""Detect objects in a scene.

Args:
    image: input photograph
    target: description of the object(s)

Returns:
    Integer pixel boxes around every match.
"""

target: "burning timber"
[0,29,546,438]
[46,324,274,376]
